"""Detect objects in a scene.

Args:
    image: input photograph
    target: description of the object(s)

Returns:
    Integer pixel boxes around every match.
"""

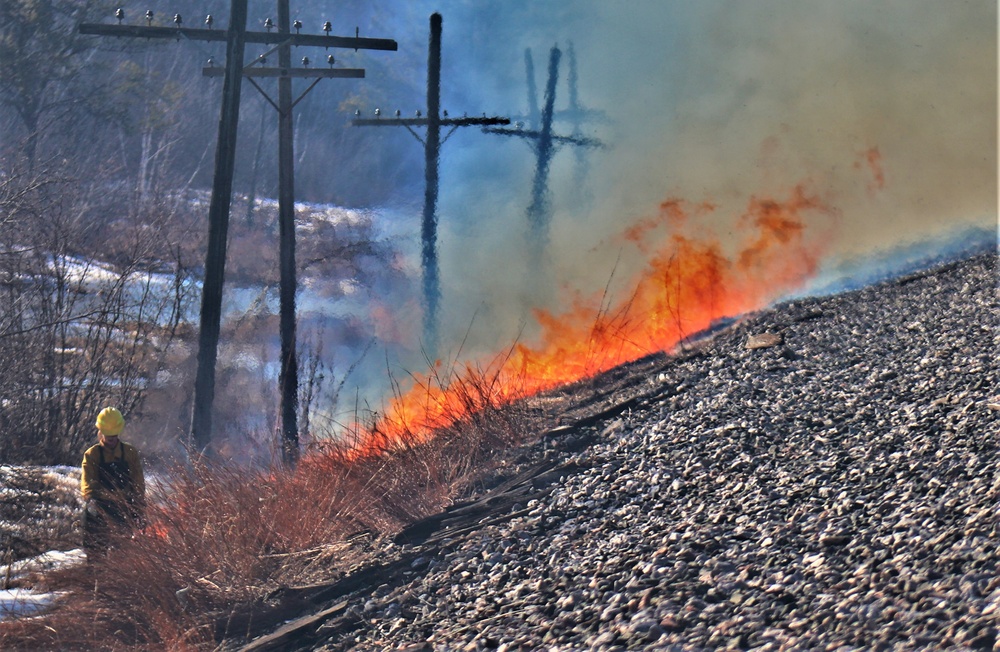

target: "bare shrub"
[0,163,196,465]
[313,349,537,523]
[0,466,80,577]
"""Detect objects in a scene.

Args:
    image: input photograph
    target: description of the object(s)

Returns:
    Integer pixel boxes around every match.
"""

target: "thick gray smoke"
[369,0,995,362]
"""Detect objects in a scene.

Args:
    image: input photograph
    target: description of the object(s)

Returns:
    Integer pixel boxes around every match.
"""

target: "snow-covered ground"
[0,465,83,622]
[0,463,176,623]
[0,549,84,619]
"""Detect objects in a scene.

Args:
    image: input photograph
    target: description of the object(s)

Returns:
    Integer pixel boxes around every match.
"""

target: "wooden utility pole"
[80,4,396,463]
[485,46,603,268]
[353,13,508,358]
[561,42,609,200]
[276,0,300,467]
[195,0,248,463]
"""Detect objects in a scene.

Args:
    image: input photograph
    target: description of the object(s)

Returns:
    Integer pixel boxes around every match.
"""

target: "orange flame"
[354,184,833,455]
[144,521,170,541]
[621,198,716,254]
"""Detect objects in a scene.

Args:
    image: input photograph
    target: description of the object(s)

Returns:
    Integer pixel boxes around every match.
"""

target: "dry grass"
[0,362,539,651]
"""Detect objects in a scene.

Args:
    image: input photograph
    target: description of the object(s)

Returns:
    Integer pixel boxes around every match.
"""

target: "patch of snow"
[1,548,86,583]
[0,588,64,619]
[0,549,85,622]
[339,278,362,296]
[40,466,80,485]
[0,487,22,500]
[57,254,121,285]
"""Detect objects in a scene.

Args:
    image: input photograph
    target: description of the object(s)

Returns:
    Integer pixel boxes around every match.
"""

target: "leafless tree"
[0,162,195,464]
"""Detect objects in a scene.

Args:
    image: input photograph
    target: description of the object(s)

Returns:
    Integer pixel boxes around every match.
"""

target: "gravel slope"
[259,249,998,651]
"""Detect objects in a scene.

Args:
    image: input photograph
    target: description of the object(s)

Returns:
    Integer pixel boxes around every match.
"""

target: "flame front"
[357,184,833,454]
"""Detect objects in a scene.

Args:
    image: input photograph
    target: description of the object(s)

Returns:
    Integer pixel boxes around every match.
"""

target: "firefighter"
[80,407,146,558]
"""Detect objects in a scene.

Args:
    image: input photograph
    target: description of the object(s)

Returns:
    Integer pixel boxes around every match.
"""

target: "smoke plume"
[371,0,996,366]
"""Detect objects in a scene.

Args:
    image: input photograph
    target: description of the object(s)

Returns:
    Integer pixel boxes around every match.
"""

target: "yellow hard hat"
[96,407,125,436]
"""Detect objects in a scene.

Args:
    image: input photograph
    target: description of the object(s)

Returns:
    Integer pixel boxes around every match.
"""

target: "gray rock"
[308,252,998,652]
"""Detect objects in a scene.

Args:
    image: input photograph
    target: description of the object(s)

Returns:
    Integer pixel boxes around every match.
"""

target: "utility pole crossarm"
[204,67,364,78]
[483,125,603,148]
[78,23,397,51]
[353,116,509,127]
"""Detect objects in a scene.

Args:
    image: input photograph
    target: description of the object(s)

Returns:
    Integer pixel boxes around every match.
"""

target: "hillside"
[229,248,998,651]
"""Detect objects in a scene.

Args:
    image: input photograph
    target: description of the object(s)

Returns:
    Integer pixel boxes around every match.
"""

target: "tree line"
[0,0,432,209]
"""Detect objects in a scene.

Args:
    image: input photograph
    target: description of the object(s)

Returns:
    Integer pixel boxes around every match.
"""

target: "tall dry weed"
[0,360,538,650]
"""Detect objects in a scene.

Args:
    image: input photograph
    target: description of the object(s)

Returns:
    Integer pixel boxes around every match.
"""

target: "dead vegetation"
[0,359,546,651]
[0,466,81,575]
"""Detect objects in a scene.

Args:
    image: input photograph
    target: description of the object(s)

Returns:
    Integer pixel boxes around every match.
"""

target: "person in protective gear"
[81,407,146,558]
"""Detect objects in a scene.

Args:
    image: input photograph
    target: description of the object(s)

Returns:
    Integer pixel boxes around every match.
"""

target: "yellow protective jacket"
[80,442,146,506]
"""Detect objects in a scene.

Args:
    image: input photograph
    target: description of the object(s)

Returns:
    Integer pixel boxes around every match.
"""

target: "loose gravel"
[306,250,998,651]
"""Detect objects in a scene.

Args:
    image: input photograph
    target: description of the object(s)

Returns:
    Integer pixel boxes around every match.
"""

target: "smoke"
[144,1,994,437]
[371,0,994,363]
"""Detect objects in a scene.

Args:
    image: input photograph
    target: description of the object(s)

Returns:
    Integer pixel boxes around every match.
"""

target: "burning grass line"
[0,388,544,650]
[3,333,540,649]
[586,248,625,368]
[369,188,826,453]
